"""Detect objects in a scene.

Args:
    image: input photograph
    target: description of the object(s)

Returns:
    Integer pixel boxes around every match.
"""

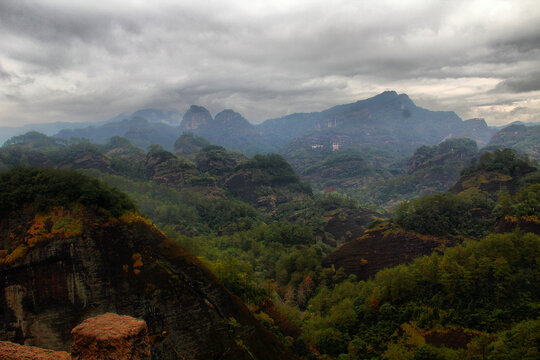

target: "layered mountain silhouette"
[181,106,277,155]
[1,91,496,159]
[261,91,494,147]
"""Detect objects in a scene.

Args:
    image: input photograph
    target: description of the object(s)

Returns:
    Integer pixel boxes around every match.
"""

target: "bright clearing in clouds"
[0,0,539,126]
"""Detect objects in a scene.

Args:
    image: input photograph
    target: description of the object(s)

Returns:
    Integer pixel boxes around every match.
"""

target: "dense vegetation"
[393,149,539,238]
[236,154,303,185]
[461,148,536,177]
[0,168,137,217]
[82,169,259,235]
[1,129,539,359]
[303,231,540,359]
[394,192,494,237]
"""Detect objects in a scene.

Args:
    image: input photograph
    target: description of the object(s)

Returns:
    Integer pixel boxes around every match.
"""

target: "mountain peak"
[379,90,398,97]
[214,109,248,123]
[180,105,213,131]
[464,118,488,127]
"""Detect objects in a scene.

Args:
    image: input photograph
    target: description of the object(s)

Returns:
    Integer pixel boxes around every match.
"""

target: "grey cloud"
[0,63,11,81]
[0,1,141,44]
[0,0,539,126]
[494,73,540,93]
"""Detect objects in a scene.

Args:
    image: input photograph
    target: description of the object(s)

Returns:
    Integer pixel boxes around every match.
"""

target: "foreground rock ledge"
[0,341,70,360]
[71,313,150,360]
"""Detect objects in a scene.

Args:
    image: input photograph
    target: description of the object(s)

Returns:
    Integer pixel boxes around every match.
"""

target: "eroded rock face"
[71,313,150,360]
[144,148,198,189]
[0,313,149,360]
[323,226,461,280]
[180,106,213,132]
[493,217,540,235]
[0,208,295,360]
[323,209,380,246]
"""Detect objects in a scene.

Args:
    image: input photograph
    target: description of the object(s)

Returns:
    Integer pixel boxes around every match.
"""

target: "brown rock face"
[323,209,380,246]
[323,226,461,280]
[71,313,150,360]
[0,208,295,360]
[0,341,70,360]
[493,216,540,235]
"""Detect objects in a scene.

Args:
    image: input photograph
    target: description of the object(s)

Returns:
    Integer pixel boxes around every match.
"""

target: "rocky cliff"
[0,169,295,360]
[323,225,460,280]
[179,105,213,132]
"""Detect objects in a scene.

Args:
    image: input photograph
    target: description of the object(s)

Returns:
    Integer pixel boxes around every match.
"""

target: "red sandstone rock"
[71,313,150,360]
[0,341,70,360]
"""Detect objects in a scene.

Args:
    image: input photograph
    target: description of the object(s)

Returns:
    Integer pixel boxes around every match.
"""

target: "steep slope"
[406,138,478,174]
[483,124,540,161]
[144,145,199,189]
[355,138,479,206]
[0,168,296,360]
[224,154,312,211]
[324,148,540,281]
[173,132,211,160]
[323,225,460,280]
[194,145,247,184]
[179,105,213,132]
[450,148,537,195]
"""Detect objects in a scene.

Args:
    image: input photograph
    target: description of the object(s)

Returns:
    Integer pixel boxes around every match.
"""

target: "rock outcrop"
[224,154,312,210]
[0,341,70,360]
[0,170,296,360]
[0,313,150,360]
[71,313,150,360]
[144,146,199,189]
[322,208,380,246]
[323,226,461,280]
[180,105,213,132]
[406,138,478,174]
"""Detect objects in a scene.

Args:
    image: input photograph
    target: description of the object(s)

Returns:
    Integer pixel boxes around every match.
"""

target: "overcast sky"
[1,0,539,127]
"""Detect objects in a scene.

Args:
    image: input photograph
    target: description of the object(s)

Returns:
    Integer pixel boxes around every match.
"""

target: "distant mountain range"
[261,91,494,148]
[0,108,181,146]
[4,90,539,170]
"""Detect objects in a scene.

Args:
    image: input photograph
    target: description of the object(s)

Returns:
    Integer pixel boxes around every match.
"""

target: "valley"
[0,92,539,359]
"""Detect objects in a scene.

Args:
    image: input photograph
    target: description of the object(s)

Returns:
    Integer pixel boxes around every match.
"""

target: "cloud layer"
[0,0,539,126]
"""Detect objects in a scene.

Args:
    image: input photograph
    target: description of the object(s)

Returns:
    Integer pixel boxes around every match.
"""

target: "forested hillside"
[1,129,539,360]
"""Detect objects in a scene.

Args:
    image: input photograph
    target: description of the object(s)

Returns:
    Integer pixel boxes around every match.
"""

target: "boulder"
[71,313,150,360]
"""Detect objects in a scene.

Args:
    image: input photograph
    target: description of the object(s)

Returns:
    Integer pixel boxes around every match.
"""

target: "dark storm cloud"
[0,0,539,126]
[494,73,540,93]
[0,1,139,43]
